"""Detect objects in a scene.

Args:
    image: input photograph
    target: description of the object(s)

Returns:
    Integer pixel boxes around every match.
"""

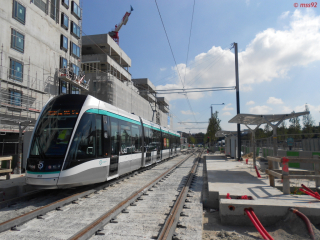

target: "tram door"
[109,117,119,176]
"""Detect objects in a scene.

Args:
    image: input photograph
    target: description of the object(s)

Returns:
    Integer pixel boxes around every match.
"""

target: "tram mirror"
[104,132,108,138]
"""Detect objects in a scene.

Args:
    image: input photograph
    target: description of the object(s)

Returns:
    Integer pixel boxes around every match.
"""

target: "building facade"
[0,0,86,154]
[81,33,171,129]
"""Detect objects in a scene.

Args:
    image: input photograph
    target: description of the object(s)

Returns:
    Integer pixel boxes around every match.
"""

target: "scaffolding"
[0,47,53,133]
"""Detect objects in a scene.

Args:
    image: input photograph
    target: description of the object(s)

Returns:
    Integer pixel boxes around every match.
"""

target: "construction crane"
[108,6,133,45]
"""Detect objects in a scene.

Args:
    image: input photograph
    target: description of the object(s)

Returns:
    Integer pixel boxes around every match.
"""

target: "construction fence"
[241,133,320,171]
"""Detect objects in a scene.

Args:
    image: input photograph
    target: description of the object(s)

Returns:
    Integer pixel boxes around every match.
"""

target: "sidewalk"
[205,153,320,226]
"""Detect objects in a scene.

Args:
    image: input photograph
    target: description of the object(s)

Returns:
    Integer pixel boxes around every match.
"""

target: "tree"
[278,121,287,136]
[188,135,196,144]
[263,124,272,137]
[302,104,314,135]
[288,111,302,137]
[206,111,221,143]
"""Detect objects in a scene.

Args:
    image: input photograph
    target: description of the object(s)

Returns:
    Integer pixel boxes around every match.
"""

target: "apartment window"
[33,0,48,14]
[11,29,24,53]
[71,1,81,19]
[61,13,69,30]
[60,80,68,94]
[10,59,23,82]
[70,42,80,58]
[71,85,79,94]
[13,1,26,24]
[9,89,22,106]
[71,21,80,39]
[62,0,69,9]
[50,0,59,23]
[60,57,68,68]
[72,64,80,76]
[60,35,68,52]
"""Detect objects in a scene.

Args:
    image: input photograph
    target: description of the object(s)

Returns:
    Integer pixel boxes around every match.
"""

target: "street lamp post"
[210,103,224,118]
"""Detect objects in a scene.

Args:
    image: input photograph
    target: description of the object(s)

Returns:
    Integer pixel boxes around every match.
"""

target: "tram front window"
[30,117,77,157]
[27,95,86,173]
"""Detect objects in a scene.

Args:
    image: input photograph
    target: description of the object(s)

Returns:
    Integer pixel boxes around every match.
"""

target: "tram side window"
[110,118,119,156]
[150,129,160,151]
[163,132,168,150]
[103,116,110,157]
[144,127,149,151]
[131,124,142,153]
[64,113,96,169]
[96,115,103,157]
[148,128,154,151]
[120,122,132,155]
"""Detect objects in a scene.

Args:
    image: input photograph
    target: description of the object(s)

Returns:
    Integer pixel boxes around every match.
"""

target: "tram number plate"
[37,175,42,178]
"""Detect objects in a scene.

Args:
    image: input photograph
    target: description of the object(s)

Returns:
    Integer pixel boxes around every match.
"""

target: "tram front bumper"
[26,177,59,189]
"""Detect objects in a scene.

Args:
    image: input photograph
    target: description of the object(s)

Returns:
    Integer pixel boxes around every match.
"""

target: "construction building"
[0,0,87,155]
[81,33,171,128]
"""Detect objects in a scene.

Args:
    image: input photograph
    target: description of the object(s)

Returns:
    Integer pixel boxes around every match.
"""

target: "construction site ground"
[202,152,320,240]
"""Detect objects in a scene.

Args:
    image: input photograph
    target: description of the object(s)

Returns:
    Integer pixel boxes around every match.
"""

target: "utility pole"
[234,43,241,160]
[16,120,33,174]
[210,106,213,118]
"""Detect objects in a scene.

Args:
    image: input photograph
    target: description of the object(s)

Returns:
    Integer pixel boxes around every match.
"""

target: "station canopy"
[228,111,309,125]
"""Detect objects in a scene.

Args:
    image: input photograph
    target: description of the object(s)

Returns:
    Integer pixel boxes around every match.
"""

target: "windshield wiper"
[34,134,46,159]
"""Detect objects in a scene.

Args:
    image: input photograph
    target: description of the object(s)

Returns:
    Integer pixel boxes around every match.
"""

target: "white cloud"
[249,105,272,114]
[222,112,231,116]
[282,106,292,113]
[222,103,233,111]
[280,11,290,19]
[246,0,250,6]
[246,101,255,105]
[267,97,284,105]
[156,10,320,101]
[160,68,166,71]
[240,85,253,92]
[294,104,320,112]
[181,110,199,115]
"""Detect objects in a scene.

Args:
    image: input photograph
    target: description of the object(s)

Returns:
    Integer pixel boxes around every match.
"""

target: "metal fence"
[242,133,320,153]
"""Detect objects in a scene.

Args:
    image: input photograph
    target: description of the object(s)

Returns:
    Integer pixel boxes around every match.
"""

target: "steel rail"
[158,150,203,240]
[0,189,46,209]
[0,155,169,233]
[0,188,96,233]
[68,151,197,240]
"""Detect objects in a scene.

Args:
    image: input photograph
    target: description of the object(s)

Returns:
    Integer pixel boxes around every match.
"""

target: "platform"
[205,153,320,226]
[0,174,35,201]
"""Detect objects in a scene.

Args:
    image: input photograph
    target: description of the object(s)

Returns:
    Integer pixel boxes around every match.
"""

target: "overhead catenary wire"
[183,0,196,87]
[154,0,198,124]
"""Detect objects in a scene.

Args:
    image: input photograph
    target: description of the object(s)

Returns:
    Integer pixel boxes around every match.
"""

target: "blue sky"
[82,1,320,133]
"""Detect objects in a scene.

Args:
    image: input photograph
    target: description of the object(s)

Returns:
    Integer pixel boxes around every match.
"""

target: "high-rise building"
[82,33,171,129]
[0,0,87,155]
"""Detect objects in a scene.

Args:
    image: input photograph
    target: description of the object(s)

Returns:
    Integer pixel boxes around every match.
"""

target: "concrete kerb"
[204,155,320,227]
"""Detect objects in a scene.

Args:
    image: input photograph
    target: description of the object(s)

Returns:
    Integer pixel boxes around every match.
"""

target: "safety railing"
[266,155,320,194]
[58,67,90,91]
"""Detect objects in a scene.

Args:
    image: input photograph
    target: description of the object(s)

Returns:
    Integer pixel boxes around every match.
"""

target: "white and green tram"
[26,95,181,189]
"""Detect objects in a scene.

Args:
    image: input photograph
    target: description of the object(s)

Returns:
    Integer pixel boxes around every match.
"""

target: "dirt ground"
[202,208,320,240]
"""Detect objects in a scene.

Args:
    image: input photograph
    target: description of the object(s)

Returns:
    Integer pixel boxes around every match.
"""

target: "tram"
[25,95,181,189]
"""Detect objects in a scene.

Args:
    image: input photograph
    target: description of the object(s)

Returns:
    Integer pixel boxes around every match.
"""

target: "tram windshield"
[29,95,87,158]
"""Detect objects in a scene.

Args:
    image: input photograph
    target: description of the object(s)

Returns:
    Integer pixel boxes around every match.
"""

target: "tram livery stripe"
[86,109,178,136]
[86,109,141,125]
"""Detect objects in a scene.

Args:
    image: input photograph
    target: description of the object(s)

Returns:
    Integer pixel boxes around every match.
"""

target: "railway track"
[0,150,200,239]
